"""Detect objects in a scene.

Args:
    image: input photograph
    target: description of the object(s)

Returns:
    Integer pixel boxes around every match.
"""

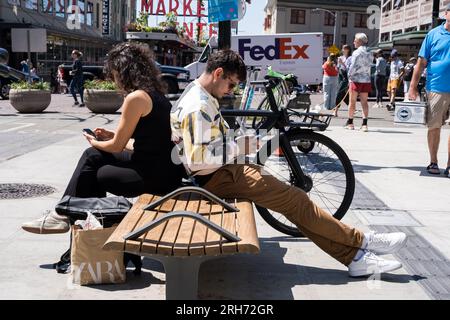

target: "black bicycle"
[221,76,355,237]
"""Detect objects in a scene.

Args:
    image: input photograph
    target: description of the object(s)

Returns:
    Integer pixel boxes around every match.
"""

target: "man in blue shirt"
[409,4,450,178]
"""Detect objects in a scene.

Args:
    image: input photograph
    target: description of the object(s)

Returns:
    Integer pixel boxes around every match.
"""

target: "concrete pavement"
[0,93,448,300]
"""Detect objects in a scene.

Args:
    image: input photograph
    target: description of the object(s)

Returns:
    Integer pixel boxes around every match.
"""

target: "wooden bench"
[103,187,260,300]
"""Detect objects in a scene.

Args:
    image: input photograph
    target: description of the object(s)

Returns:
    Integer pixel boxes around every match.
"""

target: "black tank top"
[131,91,183,184]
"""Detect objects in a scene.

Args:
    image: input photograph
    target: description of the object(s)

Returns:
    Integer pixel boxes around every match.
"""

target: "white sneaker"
[22,210,70,234]
[364,231,407,255]
[348,251,402,277]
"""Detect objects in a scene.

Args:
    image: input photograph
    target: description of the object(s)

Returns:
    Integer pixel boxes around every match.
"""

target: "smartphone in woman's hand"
[82,128,98,140]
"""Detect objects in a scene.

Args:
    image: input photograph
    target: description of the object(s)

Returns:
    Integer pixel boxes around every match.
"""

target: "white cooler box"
[394,101,428,125]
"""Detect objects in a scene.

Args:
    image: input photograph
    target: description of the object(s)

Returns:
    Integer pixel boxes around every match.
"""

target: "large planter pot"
[9,89,51,113]
[84,89,124,114]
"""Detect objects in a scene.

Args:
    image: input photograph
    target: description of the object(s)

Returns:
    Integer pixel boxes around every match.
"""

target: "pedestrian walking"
[374,49,387,108]
[408,4,450,178]
[386,49,404,111]
[20,60,29,74]
[403,57,417,96]
[322,54,339,110]
[345,33,373,132]
[69,50,85,107]
[333,44,352,117]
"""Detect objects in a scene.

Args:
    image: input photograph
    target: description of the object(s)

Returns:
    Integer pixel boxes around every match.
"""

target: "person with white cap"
[409,3,450,177]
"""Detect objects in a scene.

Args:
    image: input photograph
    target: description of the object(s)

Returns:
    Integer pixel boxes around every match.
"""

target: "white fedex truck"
[185,33,324,85]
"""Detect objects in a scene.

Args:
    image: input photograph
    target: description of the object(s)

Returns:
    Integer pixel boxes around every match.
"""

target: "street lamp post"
[312,8,339,47]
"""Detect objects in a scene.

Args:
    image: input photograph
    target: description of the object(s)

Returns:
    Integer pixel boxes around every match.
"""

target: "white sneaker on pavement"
[22,210,70,234]
[348,251,402,277]
[364,231,407,255]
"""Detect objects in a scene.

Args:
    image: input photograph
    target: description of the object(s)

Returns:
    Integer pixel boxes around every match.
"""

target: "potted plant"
[9,81,51,113]
[83,80,124,114]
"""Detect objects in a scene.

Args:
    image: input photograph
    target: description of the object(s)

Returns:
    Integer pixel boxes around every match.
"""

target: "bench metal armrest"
[124,210,241,243]
[143,186,239,212]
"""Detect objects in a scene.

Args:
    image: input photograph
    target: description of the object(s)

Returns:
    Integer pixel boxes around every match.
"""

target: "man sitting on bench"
[170,50,407,278]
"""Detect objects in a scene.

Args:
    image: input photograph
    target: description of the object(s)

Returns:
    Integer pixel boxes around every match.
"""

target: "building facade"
[0,0,136,79]
[378,0,450,57]
[264,0,380,56]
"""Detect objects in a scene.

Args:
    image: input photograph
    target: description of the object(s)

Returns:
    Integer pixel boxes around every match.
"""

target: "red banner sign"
[140,0,217,39]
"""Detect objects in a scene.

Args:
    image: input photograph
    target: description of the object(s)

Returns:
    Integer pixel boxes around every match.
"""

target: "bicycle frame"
[221,78,317,191]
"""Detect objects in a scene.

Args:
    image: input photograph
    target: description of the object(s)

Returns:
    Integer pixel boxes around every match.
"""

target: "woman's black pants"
[63,147,151,198]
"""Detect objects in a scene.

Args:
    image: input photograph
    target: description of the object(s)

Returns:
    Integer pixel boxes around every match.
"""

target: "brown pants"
[203,164,364,266]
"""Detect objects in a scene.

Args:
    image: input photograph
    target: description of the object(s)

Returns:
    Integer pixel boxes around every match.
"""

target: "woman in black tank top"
[21,42,184,235]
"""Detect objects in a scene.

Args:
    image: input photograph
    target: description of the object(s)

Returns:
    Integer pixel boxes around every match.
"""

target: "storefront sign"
[140,0,218,38]
[208,0,238,23]
[141,0,206,17]
[102,0,110,35]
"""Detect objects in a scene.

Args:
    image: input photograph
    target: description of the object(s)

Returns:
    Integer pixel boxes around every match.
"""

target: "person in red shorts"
[345,33,374,132]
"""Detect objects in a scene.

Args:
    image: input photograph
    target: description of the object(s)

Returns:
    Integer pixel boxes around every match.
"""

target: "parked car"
[57,62,190,95]
[0,63,40,99]
[57,63,105,84]
[155,62,190,94]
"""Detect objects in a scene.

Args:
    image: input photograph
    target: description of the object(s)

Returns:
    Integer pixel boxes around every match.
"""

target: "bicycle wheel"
[256,131,355,237]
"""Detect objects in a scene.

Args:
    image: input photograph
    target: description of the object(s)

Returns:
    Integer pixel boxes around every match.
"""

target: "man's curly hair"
[105,42,164,94]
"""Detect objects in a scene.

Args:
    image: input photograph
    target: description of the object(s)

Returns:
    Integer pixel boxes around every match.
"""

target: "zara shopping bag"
[71,226,126,285]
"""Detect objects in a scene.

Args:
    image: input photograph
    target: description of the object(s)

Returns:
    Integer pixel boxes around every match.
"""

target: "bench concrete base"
[150,256,216,300]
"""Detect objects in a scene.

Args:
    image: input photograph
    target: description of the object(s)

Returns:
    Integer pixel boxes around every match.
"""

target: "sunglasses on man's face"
[225,76,239,90]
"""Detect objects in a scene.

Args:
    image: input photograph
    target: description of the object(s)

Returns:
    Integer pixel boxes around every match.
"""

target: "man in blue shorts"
[409,4,450,178]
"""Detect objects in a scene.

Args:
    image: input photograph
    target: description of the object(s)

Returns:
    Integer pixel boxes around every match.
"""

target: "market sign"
[140,0,245,38]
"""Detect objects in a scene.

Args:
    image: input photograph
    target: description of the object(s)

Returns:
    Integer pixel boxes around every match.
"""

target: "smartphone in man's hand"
[82,128,98,140]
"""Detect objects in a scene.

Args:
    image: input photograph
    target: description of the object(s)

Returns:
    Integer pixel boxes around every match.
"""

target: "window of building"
[323,34,334,47]
[341,34,347,46]
[96,3,100,29]
[392,29,402,35]
[354,13,368,28]
[291,9,305,24]
[341,12,348,28]
[382,0,392,17]
[381,32,390,42]
[78,0,85,24]
[265,14,272,29]
[55,0,65,17]
[324,11,335,26]
[405,26,417,33]
[25,0,38,10]
[393,0,404,10]
[40,0,53,14]
[420,23,431,31]
[87,2,94,26]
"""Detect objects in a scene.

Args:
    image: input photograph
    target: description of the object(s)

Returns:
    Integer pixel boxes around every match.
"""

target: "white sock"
[362,233,370,249]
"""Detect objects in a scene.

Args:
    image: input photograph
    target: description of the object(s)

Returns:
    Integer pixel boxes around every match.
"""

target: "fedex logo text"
[238,38,310,61]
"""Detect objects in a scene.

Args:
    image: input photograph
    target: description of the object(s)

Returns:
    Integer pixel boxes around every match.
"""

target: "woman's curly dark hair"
[105,42,164,95]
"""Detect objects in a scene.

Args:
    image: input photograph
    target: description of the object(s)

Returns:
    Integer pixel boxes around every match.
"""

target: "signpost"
[11,28,47,82]
[208,0,240,50]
